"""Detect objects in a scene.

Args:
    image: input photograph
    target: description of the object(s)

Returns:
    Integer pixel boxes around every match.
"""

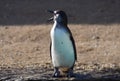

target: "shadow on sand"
[0,65,120,81]
[26,67,120,81]
[27,73,120,81]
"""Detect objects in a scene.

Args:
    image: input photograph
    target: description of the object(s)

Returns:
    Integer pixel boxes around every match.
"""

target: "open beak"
[47,10,54,14]
[47,10,54,22]
[47,17,54,22]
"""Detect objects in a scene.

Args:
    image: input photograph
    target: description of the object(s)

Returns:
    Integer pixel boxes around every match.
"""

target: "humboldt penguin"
[48,10,77,77]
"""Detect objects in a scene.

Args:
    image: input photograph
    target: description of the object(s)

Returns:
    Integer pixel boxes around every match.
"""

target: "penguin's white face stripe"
[54,10,57,14]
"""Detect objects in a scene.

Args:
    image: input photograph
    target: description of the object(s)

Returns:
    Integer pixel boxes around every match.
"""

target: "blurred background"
[0,0,120,25]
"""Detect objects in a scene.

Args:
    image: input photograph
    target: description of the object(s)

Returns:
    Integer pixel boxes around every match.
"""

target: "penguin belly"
[51,28,75,68]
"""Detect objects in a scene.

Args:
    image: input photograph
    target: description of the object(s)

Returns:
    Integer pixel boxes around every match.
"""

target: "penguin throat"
[55,20,68,27]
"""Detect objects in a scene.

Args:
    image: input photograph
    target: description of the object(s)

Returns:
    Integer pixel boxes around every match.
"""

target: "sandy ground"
[0,0,120,80]
[0,24,120,80]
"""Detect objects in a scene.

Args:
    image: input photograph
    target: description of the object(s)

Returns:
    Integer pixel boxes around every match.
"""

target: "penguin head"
[48,10,68,26]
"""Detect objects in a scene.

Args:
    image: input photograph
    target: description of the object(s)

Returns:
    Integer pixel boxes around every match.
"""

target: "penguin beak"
[47,10,54,14]
[47,17,54,22]
[47,10,54,22]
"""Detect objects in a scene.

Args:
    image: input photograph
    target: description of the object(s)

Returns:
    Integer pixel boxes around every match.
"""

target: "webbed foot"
[52,67,61,77]
[67,69,75,77]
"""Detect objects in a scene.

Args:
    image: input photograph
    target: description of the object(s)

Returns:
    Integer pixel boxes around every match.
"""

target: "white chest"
[50,23,75,68]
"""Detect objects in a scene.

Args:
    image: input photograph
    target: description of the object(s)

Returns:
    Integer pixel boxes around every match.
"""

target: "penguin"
[48,10,77,77]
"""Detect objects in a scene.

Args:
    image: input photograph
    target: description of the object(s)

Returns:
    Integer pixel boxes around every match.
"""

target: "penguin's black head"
[48,10,68,26]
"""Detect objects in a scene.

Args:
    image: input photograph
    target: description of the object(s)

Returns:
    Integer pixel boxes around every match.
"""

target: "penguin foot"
[52,67,61,77]
[67,70,75,77]
[52,71,61,77]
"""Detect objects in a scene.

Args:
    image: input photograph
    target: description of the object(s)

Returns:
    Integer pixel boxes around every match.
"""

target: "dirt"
[0,25,120,81]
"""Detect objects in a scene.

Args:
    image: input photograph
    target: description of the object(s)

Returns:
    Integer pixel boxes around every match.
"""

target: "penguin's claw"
[52,70,61,77]
[67,73,74,77]
[67,70,75,77]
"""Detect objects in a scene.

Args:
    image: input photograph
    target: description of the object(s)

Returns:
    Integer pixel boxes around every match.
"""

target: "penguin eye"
[54,11,60,15]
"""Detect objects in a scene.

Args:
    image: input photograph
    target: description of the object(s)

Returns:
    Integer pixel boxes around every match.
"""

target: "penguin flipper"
[70,35,77,61]
[50,41,52,59]
[65,26,77,61]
